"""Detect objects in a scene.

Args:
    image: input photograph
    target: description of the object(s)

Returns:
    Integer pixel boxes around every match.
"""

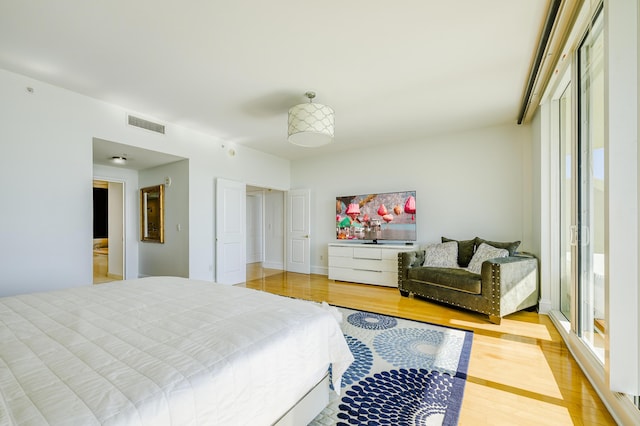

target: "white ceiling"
[0,1,549,161]
[92,138,185,170]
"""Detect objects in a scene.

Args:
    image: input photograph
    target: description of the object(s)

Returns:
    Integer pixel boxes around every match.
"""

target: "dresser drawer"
[353,247,382,260]
[329,268,398,287]
[329,256,395,272]
[328,245,353,258]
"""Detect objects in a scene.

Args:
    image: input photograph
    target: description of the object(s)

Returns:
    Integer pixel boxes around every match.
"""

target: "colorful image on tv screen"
[336,190,416,241]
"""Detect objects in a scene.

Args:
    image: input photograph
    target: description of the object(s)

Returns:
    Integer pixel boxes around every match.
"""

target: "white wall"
[291,123,533,274]
[0,71,93,296]
[0,68,290,296]
[139,160,190,278]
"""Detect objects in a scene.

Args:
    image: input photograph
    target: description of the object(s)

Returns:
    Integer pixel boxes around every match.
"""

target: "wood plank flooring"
[240,264,616,425]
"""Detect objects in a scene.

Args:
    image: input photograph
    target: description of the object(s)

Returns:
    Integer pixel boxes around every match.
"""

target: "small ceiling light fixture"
[111,155,127,165]
[287,91,334,147]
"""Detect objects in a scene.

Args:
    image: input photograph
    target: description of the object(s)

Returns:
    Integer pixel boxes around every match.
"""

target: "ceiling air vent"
[127,114,165,134]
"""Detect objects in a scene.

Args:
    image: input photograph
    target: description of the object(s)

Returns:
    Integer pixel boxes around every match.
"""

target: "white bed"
[0,277,353,425]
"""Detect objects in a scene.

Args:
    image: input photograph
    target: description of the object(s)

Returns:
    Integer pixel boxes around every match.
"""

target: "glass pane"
[578,12,605,362]
[559,83,573,320]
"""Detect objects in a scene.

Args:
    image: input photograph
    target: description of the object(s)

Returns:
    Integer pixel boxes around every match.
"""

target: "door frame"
[92,177,126,281]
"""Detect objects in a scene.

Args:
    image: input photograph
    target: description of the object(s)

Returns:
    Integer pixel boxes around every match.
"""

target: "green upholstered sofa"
[397,237,539,324]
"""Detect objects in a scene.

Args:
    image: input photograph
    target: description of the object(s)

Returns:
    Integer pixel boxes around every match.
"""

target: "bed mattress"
[0,277,353,425]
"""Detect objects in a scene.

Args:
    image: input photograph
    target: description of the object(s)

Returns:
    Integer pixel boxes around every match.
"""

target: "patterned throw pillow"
[466,242,509,274]
[441,237,476,267]
[474,238,521,256]
[422,241,459,268]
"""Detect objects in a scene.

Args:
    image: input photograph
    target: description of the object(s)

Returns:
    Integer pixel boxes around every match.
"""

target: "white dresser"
[328,243,417,287]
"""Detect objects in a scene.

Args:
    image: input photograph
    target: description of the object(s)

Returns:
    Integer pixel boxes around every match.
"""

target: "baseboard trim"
[537,297,552,314]
[311,266,328,276]
[262,261,284,270]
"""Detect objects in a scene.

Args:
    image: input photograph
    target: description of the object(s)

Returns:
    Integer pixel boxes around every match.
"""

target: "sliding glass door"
[576,11,605,361]
[559,82,573,321]
[557,8,605,362]
[553,0,640,412]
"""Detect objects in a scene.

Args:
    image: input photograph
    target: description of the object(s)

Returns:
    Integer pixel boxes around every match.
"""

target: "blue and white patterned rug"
[311,307,473,426]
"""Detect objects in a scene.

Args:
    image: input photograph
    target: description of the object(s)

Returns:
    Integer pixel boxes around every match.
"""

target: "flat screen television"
[336,190,416,243]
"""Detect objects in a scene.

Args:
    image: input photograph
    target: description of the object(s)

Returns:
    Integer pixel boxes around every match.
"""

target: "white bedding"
[0,277,353,425]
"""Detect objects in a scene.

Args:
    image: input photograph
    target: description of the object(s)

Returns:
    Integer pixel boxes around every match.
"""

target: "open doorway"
[246,186,285,281]
[93,179,125,284]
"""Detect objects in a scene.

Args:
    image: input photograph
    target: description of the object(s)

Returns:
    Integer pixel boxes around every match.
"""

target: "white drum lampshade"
[287,92,334,147]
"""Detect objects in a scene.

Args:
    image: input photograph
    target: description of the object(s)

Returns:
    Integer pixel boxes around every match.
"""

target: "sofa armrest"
[481,255,539,320]
[398,250,425,285]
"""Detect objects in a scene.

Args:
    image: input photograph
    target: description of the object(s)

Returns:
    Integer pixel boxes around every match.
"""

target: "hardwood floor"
[93,252,112,284]
[241,264,616,425]
[92,252,122,284]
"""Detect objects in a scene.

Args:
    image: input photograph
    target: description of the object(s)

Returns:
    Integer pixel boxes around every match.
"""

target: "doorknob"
[304,235,309,238]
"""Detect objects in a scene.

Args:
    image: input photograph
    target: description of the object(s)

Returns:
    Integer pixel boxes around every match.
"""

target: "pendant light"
[287,91,335,147]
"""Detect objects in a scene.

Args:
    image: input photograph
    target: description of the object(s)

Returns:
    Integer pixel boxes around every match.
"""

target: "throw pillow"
[441,237,475,267]
[474,238,521,256]
[467,242,509,274]
[422,241,459,268]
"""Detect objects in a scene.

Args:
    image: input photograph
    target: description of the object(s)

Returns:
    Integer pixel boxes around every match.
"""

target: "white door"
[216,178,246,284]
[286,189,310,274]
